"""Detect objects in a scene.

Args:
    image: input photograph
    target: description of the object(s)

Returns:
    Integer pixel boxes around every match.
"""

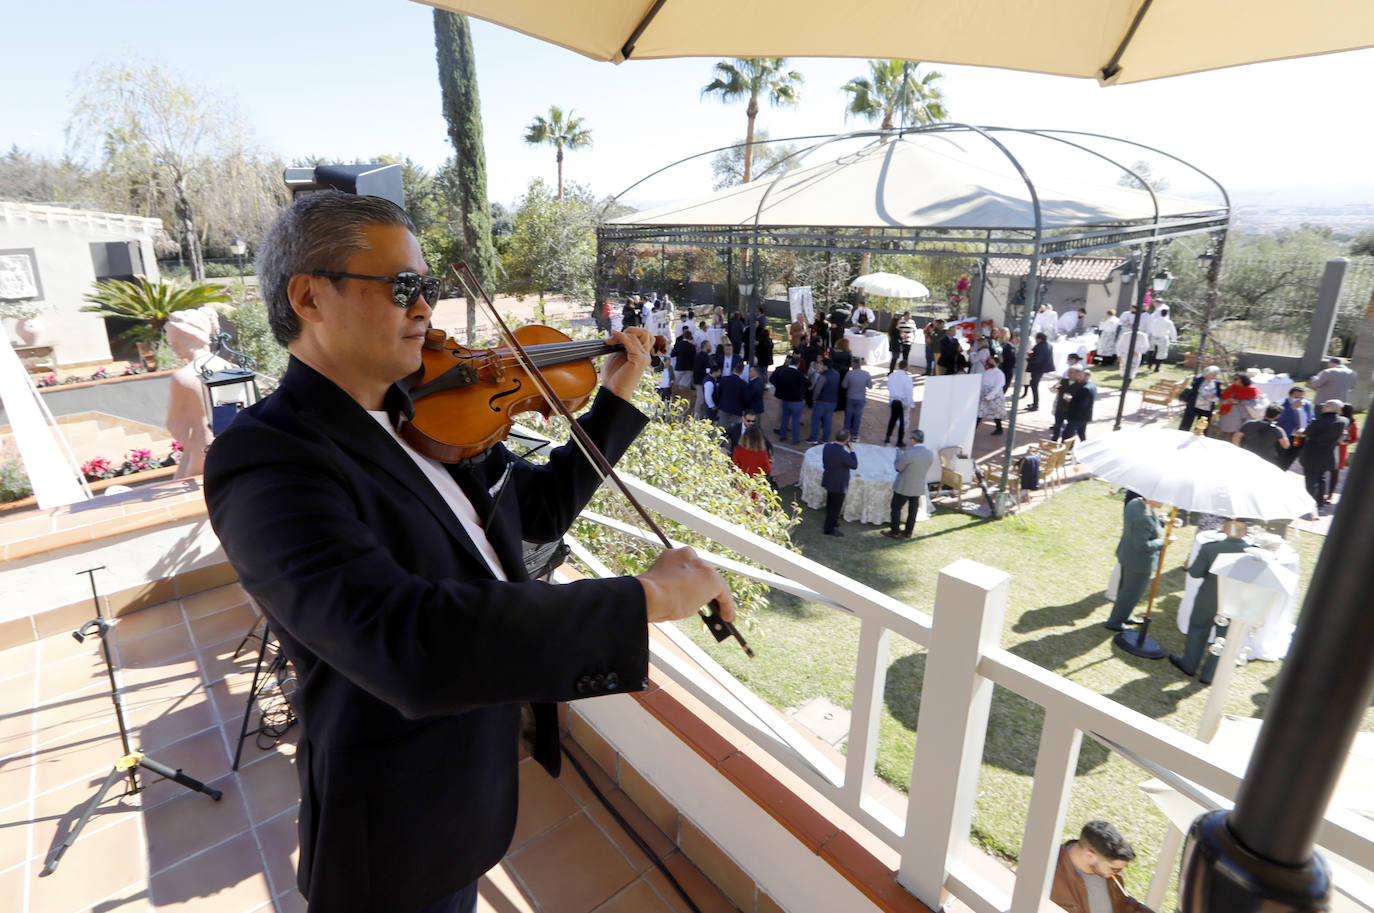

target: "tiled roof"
[987,257,1128,282]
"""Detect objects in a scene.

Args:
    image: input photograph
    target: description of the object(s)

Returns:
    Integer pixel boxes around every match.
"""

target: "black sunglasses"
[307,271,442,308]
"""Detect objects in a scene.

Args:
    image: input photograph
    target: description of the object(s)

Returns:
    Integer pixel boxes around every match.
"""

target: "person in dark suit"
[724,410,773,456]
[937,326,961,375]
[1171,520,1250,684]
[1000,332,1017,393]
[1301,400,1349,508]
[204,193,732,913]
[1023,332,1055,411]
[807,358,841,443]
[715,360,748,427]
[770,354,807,443]
[822,430,858,536]
[745,364,767,415]
[1105,495,1165,630]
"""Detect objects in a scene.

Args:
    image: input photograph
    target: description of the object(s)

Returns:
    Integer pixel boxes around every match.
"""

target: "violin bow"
[448,263,754,658]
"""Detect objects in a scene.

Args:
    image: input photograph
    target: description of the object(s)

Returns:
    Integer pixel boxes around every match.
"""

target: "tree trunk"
[556,146,564,201]
[434,9,498,344]
[743,94,759,184]
[173,174,204,281]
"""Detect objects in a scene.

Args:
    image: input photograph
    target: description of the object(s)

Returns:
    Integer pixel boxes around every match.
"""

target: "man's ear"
[287,274,325,327]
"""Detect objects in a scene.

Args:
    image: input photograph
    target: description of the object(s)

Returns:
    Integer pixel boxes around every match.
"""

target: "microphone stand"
[42,567,222,875]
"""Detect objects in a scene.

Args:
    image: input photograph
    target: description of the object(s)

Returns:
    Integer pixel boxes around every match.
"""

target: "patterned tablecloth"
[799,442,930,525]
[1175,531,1300,662]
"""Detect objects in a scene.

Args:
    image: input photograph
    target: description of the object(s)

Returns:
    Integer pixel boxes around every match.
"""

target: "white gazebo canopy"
[602,127,1229,257]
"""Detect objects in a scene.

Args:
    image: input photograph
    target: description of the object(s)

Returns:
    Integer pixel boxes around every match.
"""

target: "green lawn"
[675,476,1341,907]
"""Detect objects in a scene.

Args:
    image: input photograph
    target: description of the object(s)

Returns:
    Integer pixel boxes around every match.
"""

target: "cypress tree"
[433,10,497,343]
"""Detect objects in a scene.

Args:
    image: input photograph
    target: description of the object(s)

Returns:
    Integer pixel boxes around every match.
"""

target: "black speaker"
[282,164,405,209]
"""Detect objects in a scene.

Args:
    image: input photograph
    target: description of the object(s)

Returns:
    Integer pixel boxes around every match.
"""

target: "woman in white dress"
[978,356,1008,435]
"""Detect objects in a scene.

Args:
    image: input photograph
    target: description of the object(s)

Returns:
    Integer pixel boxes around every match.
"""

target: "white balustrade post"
[1010,708,1084,913]
[899,559,1011,907]
[1197,618,1251,742]
[845,619,893,809]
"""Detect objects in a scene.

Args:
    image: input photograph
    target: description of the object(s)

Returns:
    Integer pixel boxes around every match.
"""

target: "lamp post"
[1112,249,1172,430]
[230,236,247,282]
[197,332,260,436]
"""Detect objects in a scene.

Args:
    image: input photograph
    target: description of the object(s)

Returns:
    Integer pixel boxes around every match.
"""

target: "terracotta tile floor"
[0,586,740,913]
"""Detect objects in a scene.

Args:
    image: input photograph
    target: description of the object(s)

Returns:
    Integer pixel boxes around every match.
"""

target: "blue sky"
[5,0,1373,210]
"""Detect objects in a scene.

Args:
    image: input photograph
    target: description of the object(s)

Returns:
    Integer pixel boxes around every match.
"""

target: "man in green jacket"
[1105,495,1165,631]
[1171,520,1250,684]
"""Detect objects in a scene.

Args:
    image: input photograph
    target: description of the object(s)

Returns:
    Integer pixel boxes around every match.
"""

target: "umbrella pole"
[1142,506,1179,620]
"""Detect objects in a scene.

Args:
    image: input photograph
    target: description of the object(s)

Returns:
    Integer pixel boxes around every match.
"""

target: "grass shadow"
[883,652,1111,776]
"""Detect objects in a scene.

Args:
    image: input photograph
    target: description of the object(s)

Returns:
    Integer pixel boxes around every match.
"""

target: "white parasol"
[849,273,930,300]
[1073,428,1316,520]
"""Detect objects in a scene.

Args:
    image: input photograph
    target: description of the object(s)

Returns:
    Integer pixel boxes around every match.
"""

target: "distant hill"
[1229,187,1374,235]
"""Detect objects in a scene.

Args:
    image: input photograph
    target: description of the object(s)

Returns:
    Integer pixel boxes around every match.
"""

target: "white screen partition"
[0,335,87,509]
[918,373,981,483]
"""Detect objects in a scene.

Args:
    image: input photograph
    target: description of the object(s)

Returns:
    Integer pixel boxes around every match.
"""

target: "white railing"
[566,472,1374,913]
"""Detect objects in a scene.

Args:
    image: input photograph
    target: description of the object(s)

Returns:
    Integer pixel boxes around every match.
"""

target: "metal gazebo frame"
[596,123,1232,509]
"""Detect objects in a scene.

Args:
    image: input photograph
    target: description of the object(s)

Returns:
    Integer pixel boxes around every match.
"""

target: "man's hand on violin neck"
[638,548,736,625]
[601,327,654,402]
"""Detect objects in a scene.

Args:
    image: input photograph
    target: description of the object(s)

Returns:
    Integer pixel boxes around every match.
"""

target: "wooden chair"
[1026,441,1063,491]
[937,445,966,510]
[1140,379,1186,416]
[984,461,1028,511]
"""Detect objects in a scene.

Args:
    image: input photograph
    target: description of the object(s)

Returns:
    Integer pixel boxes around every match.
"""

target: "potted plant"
[81,278,230,367]
[1,299,52,346]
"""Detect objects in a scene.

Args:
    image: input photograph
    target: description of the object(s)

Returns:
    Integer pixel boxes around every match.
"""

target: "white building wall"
[979,276,1125,332]
[1,203,163,367]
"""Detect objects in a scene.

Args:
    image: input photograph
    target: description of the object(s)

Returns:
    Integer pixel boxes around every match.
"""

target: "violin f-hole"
[487,380,522,413]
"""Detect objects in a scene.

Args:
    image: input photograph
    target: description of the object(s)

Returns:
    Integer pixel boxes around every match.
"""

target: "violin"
[399,325,668,463]
[443,264,752,658]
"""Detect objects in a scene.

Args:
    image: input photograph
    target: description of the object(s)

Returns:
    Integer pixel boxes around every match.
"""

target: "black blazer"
[204,358,650,912]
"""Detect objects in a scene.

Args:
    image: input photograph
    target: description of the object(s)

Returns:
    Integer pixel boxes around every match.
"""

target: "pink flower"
[170,440,184,452]
[81,457,115,480]
[956,275,970,293]
[92,367,108,378]
[39,373,57,387]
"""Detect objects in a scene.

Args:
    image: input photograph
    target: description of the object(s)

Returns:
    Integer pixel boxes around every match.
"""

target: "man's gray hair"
[255,192,416,346]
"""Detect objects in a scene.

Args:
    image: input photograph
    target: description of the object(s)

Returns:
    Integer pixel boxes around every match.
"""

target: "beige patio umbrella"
[420,0,1374,84]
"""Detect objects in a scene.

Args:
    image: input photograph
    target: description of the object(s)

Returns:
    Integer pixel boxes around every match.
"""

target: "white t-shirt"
[368,412,508,581]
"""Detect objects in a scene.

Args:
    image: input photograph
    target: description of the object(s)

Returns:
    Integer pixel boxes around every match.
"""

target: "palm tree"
[843,61,949,278]
[523,106,592,201]
[842,60,948,132]
[81,278,229,344]
[701,58,804,184]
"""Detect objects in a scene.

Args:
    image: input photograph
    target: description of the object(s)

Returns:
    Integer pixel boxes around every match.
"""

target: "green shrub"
[223,284,289,380]
[0,453,34,503]
[546,378,799,630]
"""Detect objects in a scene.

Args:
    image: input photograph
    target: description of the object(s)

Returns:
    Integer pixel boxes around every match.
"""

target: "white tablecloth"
[1050,333,1099,376]
[1248,373,1294,408]
[799,442,929,525]
[1176,531,1300,661]
[844,331,890,367]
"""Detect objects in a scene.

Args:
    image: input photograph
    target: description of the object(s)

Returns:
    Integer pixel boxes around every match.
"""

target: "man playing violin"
[204,192,733,913]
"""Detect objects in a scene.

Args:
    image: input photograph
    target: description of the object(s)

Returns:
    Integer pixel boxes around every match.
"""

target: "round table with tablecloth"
[1050,333,1099,376]
[1175,530,1300,661]
[843,330,891,367]
[799,442,930,525]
